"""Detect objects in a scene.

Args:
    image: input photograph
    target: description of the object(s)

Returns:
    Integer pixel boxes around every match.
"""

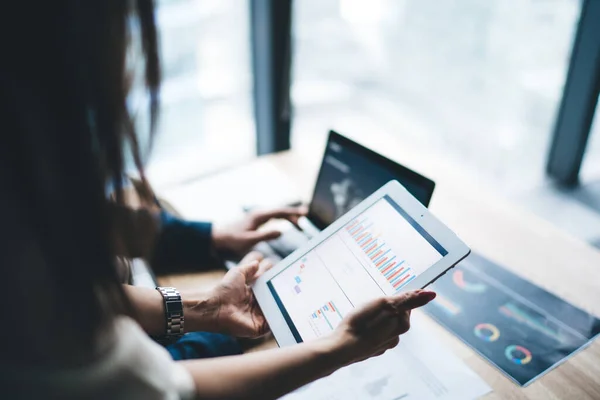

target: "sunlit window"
[292,0,580,192]
[138,0,254,188]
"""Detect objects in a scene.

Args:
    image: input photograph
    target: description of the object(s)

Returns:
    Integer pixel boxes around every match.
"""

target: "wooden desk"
[159,150,600,399]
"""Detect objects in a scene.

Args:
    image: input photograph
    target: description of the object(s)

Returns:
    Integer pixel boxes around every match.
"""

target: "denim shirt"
[152,211,216,273]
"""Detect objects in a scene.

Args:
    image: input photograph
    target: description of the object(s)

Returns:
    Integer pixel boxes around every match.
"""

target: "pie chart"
[505,345,532,365]
[474,323,500,342]
[453,270,487,293]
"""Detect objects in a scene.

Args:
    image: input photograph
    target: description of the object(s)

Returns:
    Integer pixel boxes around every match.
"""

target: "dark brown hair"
[0,0,160,365]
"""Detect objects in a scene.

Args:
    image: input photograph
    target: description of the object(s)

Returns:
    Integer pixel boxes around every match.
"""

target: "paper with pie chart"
[423,252,600,386]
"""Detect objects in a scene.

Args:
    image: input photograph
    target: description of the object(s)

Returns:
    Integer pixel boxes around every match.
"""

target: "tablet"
[253,180,470,346]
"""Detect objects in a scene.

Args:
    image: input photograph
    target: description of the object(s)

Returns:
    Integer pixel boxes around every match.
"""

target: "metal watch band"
[155,287,184,337]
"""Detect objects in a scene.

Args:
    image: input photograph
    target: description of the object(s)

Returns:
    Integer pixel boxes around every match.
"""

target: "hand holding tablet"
[253,180,470,346]
[327,289,437,365]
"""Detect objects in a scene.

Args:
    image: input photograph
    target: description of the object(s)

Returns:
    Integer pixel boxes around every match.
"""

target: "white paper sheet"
[282,313,491,400]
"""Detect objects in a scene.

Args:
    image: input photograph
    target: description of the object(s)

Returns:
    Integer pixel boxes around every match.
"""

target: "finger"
[248,302,271,336]
[287,216,301,230]
[257,311,271,336]
[376,337,400,353]
[376,343,398,357]
[251,207,307,226]
[249,258,274,283]
[239,251,264,265]
[390,290,436,312]
[385,336,400,349]
[257,258,274,276]
[284,206,309,229]
[372,349,386,358]
[239,314,270,338]
[236,261,260,284]
[288,206,308,231]
[297,205,309,215]
[243,230,282,245]
[354,293,431,334]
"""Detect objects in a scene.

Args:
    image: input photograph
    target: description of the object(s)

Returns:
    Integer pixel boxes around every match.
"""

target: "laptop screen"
[308,131,435,230]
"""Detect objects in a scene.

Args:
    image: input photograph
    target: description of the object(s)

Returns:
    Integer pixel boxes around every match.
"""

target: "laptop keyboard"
[267,229,311,258]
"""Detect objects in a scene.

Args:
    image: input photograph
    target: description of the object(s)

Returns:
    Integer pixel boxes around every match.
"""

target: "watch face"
[165,299,184,314]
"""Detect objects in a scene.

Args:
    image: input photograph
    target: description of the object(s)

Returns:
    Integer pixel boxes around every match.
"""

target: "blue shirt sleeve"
[151,211,217,273]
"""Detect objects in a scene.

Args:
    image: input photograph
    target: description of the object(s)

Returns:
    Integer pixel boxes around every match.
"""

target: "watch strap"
[155,286,184,337]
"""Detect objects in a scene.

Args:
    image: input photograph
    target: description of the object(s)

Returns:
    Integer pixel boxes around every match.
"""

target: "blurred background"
[136,0,600,247]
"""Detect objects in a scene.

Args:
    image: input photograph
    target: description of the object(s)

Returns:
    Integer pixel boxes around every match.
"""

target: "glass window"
[581,99,600,181]
[292,0,581,192]
[137,0,254,189]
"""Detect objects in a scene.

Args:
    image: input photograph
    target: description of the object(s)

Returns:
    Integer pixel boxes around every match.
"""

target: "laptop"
[256,130,436,260]
[133,130,436,283]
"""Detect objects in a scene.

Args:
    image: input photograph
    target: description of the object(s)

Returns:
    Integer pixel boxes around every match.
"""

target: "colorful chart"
[505,345,532,365]
[474,323,500,342]
[345,217,415,291]
[308,301,344,337]
[452,270,487,293]
[292,261,307,295]
[499,303,565,344]
[423,253,600,386]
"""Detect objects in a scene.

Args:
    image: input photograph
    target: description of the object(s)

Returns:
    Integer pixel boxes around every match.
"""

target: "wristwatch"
[155,287,185,339]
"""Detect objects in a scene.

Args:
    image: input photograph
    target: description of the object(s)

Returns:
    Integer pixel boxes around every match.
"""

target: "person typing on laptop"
[146,203,307,274]
[110,184,306,360]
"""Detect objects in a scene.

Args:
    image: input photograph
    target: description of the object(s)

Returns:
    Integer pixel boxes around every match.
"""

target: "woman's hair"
[0,1,159,365]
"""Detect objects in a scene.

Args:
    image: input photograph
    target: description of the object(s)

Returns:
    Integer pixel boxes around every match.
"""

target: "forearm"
[181,337,348,400]
[123,285,219,336]
[123,285,165,335]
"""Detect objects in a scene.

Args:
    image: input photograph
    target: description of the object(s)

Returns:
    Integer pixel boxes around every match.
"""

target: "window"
[139,0,254,189]
[581,99,600,181]
[292,0,581,193]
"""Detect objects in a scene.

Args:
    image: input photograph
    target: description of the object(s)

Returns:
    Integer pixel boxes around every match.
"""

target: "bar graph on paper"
[345,217,415,292]
[308,301,344,337]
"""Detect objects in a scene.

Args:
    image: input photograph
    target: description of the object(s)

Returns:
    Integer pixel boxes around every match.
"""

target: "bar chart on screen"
[308,301,344,337]
[345,217,416,292]
[289,257,308,295]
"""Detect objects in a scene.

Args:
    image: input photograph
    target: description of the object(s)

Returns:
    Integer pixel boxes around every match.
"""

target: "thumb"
[243,229,282,245]
[236,261,260,284]
[239,251,265,265]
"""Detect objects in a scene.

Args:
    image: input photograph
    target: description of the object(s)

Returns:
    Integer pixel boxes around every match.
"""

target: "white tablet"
[253,180,470,346]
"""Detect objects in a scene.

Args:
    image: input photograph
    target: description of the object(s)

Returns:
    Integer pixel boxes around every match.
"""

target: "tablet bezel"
[253,180,470,347]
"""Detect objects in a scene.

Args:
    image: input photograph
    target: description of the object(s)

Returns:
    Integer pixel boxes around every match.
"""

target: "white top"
[2,317,195,399]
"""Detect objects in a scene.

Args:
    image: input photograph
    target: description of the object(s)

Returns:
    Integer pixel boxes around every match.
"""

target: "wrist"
[312,332,356,371]
[211,228,230,252]
[180,289,221,333]
[155,287,185,338]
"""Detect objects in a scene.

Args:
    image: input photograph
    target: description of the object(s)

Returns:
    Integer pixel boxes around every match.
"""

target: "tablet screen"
[267,195,447,343]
